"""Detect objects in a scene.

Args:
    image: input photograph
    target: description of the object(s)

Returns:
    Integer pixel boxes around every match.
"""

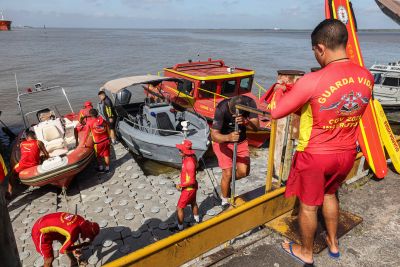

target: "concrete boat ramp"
[8,143,268,266]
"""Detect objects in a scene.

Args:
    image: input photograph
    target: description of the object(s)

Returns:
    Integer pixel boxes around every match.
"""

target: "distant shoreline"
[10,27,400,32]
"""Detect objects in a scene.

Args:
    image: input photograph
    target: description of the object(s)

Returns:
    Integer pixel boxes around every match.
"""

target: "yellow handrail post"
[266,119,277,193]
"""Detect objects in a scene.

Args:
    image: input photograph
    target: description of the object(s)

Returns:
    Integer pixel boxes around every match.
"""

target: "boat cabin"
[160,58,256,120]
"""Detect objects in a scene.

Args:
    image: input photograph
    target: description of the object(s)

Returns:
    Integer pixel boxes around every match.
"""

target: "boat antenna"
[15,74,27,129]
[0,11,3,21]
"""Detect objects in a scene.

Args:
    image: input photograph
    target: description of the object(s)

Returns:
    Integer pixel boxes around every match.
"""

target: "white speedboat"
[370,62,400,110]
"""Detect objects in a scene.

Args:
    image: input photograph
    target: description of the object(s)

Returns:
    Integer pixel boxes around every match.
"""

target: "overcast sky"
[1,0,399,29]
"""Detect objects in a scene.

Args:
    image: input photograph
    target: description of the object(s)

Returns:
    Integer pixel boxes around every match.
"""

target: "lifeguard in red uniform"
[170,140,200,232]
[79,101,93,124]
[10,130,49,197]
[83,109,111,172]
[31,212,99,267]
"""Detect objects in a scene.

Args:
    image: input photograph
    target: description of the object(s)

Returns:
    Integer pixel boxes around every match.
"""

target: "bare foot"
[326,236,339,254]
[282,241,314,264]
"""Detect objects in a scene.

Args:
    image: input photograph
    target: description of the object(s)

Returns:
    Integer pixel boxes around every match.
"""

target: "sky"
[1,0,399,29]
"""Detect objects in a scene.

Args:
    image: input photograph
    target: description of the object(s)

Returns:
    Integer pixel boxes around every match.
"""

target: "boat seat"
[34,118,66,154]
[156,112,177,136]
[63,118,78,150]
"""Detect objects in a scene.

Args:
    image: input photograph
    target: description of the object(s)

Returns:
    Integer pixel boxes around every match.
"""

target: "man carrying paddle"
[271,19,373,265]
[211,95,259,208]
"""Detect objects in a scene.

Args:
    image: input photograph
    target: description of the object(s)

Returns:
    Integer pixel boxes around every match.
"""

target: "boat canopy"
[101,75,181,94]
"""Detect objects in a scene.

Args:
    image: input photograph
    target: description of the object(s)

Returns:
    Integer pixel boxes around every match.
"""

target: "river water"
[0,28,399,137]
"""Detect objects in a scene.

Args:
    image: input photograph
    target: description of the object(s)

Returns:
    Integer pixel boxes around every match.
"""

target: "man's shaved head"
[311,19,348,50]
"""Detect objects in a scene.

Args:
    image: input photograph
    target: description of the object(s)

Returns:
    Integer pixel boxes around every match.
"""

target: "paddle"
[230,108,240,205]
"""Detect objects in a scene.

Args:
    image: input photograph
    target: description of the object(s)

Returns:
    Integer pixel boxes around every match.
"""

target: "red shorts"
[94,139,110,158]
[32,224,65,259]
[212,140,250,170]
[177,189,197,209]
[285,150,356,206]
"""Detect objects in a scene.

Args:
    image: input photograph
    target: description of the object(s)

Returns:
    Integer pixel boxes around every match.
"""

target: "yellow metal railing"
[197,87,228,108]
[254,81,268,99]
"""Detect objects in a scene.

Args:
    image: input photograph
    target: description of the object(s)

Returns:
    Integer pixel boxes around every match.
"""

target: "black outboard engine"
[115,88,132,105]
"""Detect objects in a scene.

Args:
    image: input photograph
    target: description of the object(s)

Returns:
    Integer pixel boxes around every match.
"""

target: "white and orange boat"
[146,59,271,147]
[10,83,94,188]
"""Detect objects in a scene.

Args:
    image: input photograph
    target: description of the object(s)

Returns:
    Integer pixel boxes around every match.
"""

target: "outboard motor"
[115,88,131,105]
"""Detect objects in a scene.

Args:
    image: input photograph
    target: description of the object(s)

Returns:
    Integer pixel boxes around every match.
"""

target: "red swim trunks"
[94,139,110,158]
[212,140,250,170]
[31,223,66,259]
[177,189,197,209]
[285,150,356,206]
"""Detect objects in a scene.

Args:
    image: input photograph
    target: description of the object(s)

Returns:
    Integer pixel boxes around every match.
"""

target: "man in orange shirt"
[32,212,99,267]
[83,109,111,173]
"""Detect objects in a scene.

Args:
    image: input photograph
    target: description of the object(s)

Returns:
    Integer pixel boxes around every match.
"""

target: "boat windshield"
[198,81,217,99]
[18,86,74,127]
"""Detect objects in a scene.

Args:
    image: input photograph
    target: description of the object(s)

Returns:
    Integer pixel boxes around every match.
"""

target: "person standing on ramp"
[271,19,373,265]
[211,96,259,209]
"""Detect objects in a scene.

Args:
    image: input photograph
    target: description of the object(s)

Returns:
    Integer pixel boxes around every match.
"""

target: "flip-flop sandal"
[324,234,341,259]
[328,240,341,259]
[281,241,314,267]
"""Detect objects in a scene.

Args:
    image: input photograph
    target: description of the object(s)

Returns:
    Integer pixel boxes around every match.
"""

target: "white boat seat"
[34,118,66,153]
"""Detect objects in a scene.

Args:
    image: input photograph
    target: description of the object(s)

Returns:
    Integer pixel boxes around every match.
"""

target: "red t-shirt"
[32,212,87,254]
[86,116,110,144]
[271,61,373,154]
[180,156,198,190]
[19,139,41,168]
[79,107,91,120]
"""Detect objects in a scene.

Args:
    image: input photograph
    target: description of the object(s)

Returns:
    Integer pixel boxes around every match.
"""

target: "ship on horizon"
[0,11,12,31]
[375,0,400,25]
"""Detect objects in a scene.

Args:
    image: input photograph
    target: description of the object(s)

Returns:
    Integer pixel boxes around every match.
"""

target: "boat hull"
[118,120,209,168]
[11,119,94,188]
[0,20,11,31]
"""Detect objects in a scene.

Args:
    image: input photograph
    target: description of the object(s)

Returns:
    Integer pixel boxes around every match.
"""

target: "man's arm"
[211,129,239,143]
[38,141,49,159]
[270,75,316,119]
[211,104,239,143]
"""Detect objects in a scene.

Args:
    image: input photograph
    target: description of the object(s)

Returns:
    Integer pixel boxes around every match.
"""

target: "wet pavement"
[8,143,269,266]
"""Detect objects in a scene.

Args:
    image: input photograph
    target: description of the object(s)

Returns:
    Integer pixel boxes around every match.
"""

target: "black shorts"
[107,118,116,130]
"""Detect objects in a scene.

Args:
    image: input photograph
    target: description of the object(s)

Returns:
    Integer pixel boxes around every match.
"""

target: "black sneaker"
[96,167,105,173]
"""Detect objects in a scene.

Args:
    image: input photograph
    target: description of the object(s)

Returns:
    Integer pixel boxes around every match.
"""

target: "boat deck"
[8,143,268,266]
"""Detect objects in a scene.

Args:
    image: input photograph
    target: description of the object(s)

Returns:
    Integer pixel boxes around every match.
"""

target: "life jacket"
[87,116,109,144]
[32,212,86,254]
[19,139,41,168]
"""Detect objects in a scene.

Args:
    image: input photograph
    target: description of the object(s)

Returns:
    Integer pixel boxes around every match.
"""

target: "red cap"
[84,101,93,108]
[81,221,100,241]
[176,139,195,155]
